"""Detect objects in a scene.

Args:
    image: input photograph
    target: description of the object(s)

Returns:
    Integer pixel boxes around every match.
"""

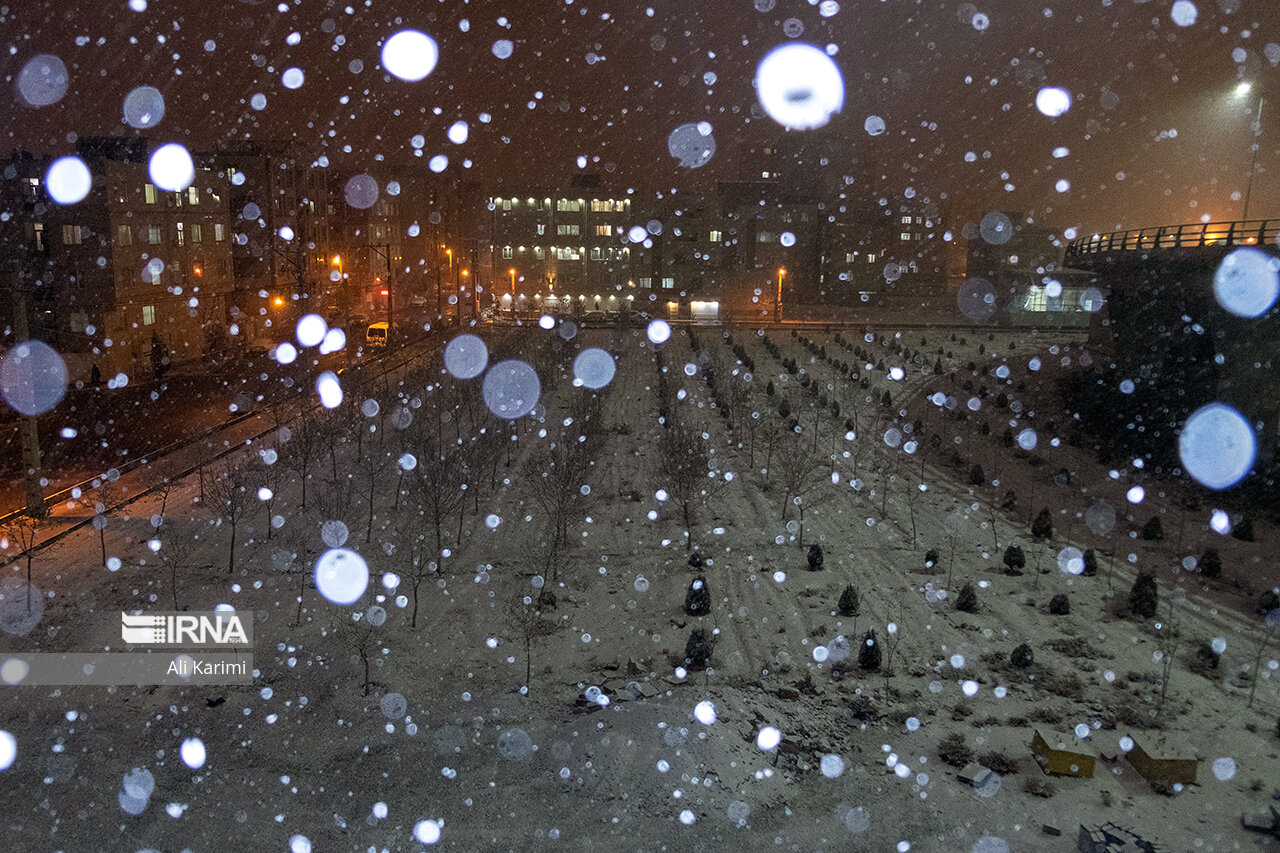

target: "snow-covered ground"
[1,320,1275,852]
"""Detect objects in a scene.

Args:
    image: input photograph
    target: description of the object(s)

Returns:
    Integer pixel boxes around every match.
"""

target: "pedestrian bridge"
[1064,218,1279,268]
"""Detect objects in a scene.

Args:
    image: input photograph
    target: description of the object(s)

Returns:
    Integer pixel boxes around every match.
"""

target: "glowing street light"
[776,267,786,323]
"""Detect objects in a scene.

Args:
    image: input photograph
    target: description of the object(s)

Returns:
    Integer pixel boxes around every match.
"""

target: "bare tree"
[208,463,251,574]
[775,434,824,527]
[341,611,378,696]
[655,416,725,551]
[758,412,783,482]
[1157,588,1187,717]
[506,593,560,696]
[942,509,966,592]
[882,616,904,705]
[281,407,323,510]
[523,426,596,580]
[411,432,466,563]
[158,528,201,610]
[77,475,118,567]
[1248,609,1280,708]
[258,453,284,540]
[391,508,433,628]
[905,480,924,550]
[353,448,393,543]
[1,511,42,613]
[150,477,178,529]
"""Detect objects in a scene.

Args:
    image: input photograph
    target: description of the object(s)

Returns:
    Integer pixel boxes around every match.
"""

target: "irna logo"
[121,611,252,647]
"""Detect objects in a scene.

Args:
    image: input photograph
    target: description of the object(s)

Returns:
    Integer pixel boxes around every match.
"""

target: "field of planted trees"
[2,319,1276,851]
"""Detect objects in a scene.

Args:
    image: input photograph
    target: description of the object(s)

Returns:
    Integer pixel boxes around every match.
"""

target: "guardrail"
[1064,218,1280,260]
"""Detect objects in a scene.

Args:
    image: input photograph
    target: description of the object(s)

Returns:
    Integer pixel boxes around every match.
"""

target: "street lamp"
[776,267,786,323]
[1236,82,1266,221]
[461,269,471,320]
[509,268,517,319]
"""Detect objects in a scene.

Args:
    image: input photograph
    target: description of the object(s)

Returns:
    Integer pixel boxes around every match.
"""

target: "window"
[176,223,185,246]
[501,199,512,211]
[502,246,513,259]
[867,253,876,263]
[662,277,674,288]
[1023,287,1047,312]
[901,215,912,224]
[557,224,580,236]
[534,247,545,259]
[144,183,157,204]
[214,223,225,241]
[595,225,611,236]
[142,305,156,325]
[757,231,775,243]
[116,225,133,246]
[639,277,652,288]
[589,247,603,260]
[62,224,83,245]
[556,247,578,260]
[900,232,912,241]
[188,187,199,204]
[709,230,722,242]
[556,199,581,212]
[33,223,46,252]
[147,225,162,244]
[536,223,546,235]
[190,223,203,242]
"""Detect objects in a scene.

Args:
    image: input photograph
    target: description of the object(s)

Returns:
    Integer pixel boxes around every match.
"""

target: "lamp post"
[776,267,786,323]
[1237,82,1266,221]
[509,268,517,320]
[461,269,471,321]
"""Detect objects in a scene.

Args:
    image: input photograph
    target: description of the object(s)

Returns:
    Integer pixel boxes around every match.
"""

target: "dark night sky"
[3,0,1279,235]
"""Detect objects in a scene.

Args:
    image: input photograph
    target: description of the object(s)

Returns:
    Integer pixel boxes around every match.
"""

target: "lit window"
[534,247,545,259]
[758,231,775,243]
[639,277,652,288]
[176,222,185,246]
[556,199,581,212]
[590,247,603,260]
[144,184,157,204]
[867,253,876,263]
[900,232,912,241]
[142,305,156,325]
[901,215,912,224]
[501,199,513,211]
[188,186,200,204]
[214,223,225,241]
[709,230,722,242]
[33,223,45,252]
[116,225,133,246]
[595,225,611,236]
[556,224,580,236]
[502,246,513,259]
[190,223,203,242]
[662,277,674,288]
[70,312,88,333]
[62,224,83,245]
[536,223,546,235]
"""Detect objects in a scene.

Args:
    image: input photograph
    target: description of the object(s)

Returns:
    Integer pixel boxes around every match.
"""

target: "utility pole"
[1243,96,1265,222]
[10,288,47,518]
[363,243,394,343]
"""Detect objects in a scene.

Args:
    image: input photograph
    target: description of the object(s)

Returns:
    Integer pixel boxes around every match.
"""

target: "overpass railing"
[1063,219,1280,261]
